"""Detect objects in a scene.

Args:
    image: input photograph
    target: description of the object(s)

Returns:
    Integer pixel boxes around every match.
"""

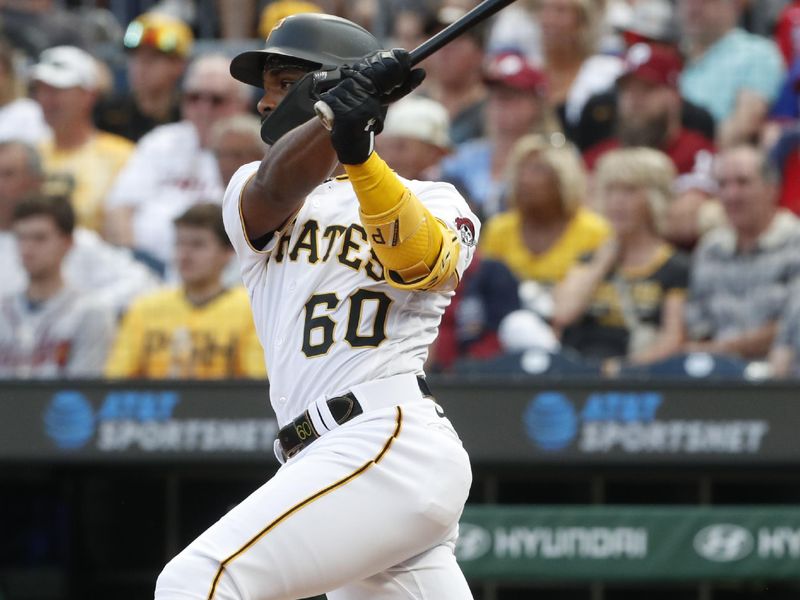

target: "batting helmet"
[230,13,383,143]
[230,13,382,88]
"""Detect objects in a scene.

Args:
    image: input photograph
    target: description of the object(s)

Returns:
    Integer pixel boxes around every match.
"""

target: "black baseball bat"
[314,0,519,129]
[409,0,518,65]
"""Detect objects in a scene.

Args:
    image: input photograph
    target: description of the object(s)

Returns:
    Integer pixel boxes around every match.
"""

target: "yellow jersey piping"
[206,406,403,599]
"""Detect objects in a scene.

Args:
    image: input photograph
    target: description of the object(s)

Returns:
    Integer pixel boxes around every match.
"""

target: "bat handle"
[314,100,335,131]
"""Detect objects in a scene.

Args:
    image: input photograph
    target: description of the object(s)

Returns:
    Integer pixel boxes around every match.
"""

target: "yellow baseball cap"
[123,12,194,58]
[258,1,322,39]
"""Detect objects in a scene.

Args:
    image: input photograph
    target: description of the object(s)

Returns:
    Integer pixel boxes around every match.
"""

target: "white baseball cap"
[382,95,452,151]
[31,46,99,90]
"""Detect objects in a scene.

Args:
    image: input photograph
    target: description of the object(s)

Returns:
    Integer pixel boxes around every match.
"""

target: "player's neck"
[183,279,226,307]
[26,272,65,303]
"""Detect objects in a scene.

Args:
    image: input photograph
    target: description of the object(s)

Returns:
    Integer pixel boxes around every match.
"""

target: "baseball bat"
[314,0,520,129]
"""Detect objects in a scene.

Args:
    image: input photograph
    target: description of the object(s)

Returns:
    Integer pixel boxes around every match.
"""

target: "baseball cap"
[123,12,194,58]
[382,95,452,151]
[30,46,99,90]
[483,52,547,94]
[616,0,678,44]
[617,42,682,88]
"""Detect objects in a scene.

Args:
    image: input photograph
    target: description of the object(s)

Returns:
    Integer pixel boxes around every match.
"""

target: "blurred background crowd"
[2,0,800,381]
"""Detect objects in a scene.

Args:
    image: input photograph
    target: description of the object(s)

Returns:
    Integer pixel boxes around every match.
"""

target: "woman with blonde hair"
[536,0,622,140]
[480,133,610,288]
[552,147,689,368]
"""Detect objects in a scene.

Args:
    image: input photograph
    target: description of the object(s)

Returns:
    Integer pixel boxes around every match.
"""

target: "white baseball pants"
[154,378,473,600]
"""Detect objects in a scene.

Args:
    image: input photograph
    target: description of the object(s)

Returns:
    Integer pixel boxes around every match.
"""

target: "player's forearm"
[242,119,338,237]
[346,153,459,290]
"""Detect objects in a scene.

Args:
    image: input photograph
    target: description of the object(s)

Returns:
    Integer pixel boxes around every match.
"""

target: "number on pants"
[302,289,391,357]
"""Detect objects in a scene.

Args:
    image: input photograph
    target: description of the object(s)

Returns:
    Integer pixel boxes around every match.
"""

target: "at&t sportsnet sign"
[523,391,769,456]
[20,384,280,461]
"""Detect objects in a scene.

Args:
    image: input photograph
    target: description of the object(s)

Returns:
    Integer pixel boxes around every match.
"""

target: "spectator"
[94,11,193,142]
[583,43,715,175]
[441,52,556,217]
[209,114,266,186]
[774,0,800,66]
[768,281,800,377]
[612,0,679,48]
[0,38,49,144]
[31,45,134,234]
[663,153,726,252]
[479,134,610,288]
[683,145,800,360]
[535,0,623,141]
[0,140,159,313]
[208,114,266,288]
[0,195,114,378]
[678,0,785,147]
[574,0,715,151]
[486,0,542,63]
[768,121,800,214]
[216,0,260,39]
[375,94,452,181]
[552,148,689,367]
[258,1,322,39]
[423,5,488,144]
[105,204,266,379]
[428,251,521,373]
[104,53,251,276]
[386,5,434,51]
[0,0,91,59]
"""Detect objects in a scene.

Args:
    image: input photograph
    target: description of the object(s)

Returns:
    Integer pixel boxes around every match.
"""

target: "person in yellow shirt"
[31,46,133,233]
[480,133,610,286]
[105,203,266,379]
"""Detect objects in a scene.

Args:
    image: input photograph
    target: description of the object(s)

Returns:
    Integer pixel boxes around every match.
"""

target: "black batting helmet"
[230,13,382,88]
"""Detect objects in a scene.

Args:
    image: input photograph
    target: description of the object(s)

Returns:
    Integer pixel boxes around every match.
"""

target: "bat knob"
[314,100,335,131]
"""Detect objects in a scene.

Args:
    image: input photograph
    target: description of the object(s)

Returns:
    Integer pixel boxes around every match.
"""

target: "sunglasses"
[124,20,184,55]
[183,91,230,107]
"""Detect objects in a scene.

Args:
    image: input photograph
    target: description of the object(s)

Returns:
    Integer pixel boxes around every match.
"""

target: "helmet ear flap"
[260,67,342,144]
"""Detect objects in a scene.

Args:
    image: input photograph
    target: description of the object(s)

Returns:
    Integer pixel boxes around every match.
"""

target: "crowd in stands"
[2,0,800,380]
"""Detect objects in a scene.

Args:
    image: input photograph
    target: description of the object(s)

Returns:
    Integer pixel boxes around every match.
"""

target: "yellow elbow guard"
[346,153,460,290]
[360,193,460,290]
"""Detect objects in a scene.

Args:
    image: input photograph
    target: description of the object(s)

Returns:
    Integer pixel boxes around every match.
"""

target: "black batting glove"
[351,49,426,104]
[319,68,385,165]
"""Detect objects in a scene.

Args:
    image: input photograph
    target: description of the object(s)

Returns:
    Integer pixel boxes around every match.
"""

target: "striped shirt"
[685,210,800,345]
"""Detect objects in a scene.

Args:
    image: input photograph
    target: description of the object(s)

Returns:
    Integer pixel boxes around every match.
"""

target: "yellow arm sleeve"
[344,153,460,291]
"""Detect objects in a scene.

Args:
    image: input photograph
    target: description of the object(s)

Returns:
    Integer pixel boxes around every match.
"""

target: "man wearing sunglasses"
[105,53,252,277]
[95,11,193,143]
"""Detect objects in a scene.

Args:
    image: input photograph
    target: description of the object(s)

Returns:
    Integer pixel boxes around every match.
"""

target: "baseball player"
[154,13,480,600]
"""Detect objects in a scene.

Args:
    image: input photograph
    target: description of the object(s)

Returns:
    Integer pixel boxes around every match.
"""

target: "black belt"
[278,376,432,459]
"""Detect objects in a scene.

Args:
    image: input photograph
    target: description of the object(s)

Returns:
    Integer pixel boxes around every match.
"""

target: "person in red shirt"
[583,43,714,175]
[775,0,800,66]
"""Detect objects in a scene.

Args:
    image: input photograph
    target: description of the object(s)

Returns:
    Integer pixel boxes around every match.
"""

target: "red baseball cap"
[483,52,547,95]
[618,43,683,88]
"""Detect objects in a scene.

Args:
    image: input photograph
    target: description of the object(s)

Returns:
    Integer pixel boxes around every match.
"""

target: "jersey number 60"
[302,289,392,357]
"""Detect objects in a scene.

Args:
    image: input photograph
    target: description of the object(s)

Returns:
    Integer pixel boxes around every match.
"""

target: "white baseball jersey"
[156,162,480,600]
[222,161,480,426]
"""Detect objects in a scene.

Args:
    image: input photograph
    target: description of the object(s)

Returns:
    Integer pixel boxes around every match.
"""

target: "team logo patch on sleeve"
[455,217,476,247]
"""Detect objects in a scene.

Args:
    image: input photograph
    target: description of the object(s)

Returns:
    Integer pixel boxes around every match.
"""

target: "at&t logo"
[44,391,95,449]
